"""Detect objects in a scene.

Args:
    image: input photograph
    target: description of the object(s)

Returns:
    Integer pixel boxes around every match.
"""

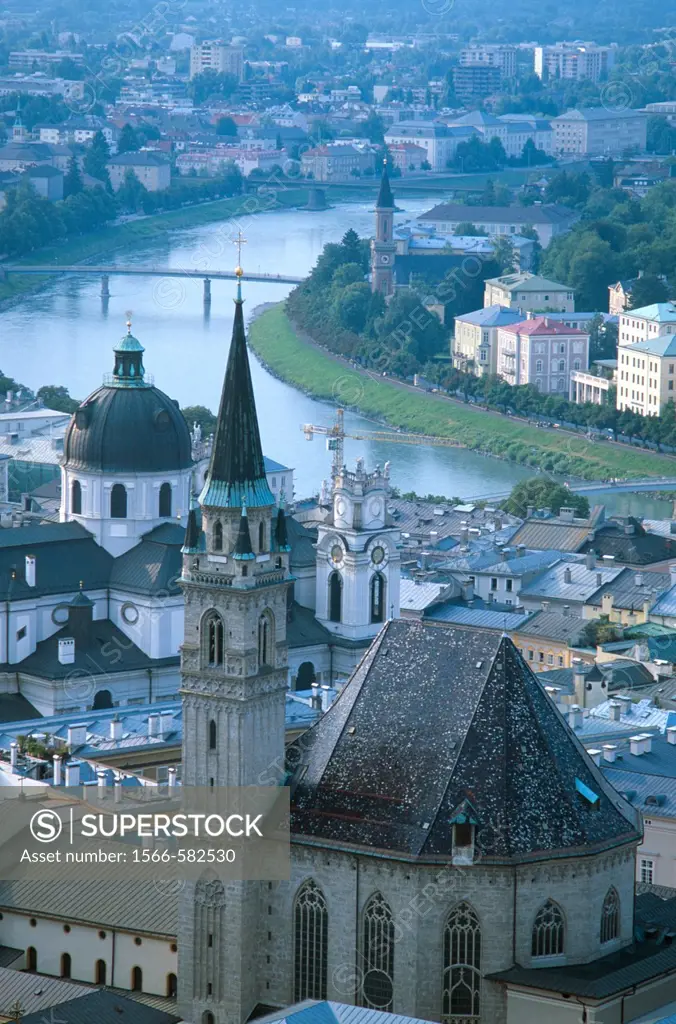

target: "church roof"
[200,282,275,509]
[109,524,183,595]
[0,522,112,600]
[376,164,395,208]
[18,989,181,1024]
[289,620,641,862]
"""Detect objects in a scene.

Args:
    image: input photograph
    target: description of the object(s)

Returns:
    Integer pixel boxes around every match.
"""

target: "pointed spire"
[199,271,275,510]
[182,500,201,553]
[233,500,255,560]
[376,158,394,209]
[275,493,291,552]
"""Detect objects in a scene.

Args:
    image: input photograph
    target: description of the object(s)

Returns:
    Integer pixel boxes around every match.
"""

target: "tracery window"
[360,892,394,1011]
[532,900,565,957]
[293,880,328,1001]
[600,887,620,944]
[442,902,481,1024]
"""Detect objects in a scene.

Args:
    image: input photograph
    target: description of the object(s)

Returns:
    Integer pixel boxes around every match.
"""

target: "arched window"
[213,520,223,551]
[600,887,620,944]
[61,952,71,978]
[110,483,127,519]
[360,892,394,1011]
[259,520,265,552]
[296,661,316,689]
[26,946,37,971]
[203,1014,215,1024]
[205,612,224,667]
[559,359,565,372]
[95,959,107,985]
[92,689,113,710]
[370,573,386,624]
[159,482,172,518]
[328,571,342,623]
[443,902,481,1022]
[166,972,177,998]
[131,966,143,991]
[258,610,274,667]
[71,479,82,515]
[532,900,565,957]
[209,718,217,750]
[293,879,328,1001]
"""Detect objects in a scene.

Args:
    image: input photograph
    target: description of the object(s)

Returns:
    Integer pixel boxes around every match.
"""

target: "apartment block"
[552,107,647,156]
[459,44,517,78]
[384,122,474,171]
[453,63,502,101]
[534,42,615,82]
[484,273,575,313]
[497,315,589,392]
[453,305,524,376]
[617,303,676,415]
[189,41,244,81]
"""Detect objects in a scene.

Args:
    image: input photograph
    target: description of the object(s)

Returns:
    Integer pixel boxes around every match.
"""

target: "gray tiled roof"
[514,609,587,642]
[18,989,180,1024]
[289,621,640,861]
[585,567,671,611]
[288,515,317,568]
[287,602,331,649]
[0,522,112,600]
[425,604,530,630]
[109,525,183,596]
[0,966,91,1015]
[0,877,178,935]
[510,520,594,552]
[520,560,623,603]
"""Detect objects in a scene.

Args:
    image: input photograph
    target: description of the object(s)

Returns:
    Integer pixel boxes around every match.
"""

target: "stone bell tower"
[370,161,396,297]
[177,270,292,1024]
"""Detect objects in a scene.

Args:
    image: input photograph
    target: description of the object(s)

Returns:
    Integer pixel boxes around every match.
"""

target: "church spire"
[199,269,274,510]
[376,159,394,209]
[109,317,148,388]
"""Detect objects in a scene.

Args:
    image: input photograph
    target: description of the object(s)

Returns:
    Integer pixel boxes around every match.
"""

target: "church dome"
[63,326,193,474]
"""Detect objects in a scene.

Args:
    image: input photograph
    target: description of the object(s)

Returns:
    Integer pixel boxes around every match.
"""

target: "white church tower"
[315,458,400,642]
[177,270,292,1024]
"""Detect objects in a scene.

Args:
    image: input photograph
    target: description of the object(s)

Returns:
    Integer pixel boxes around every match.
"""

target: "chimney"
[97,769,107,798]
[526,506,535,518]
[501,548,509,562]
[624,522,635,536]
[526,310,533,320]
[148,713,160,738]
[495,516,503,531]
[52,754,62,786]
[573,665,586,689]
[310,683,321,710]
[559,507,575,523]
[168,767,177,789]
[158,711,174,739]
[602,593,614,616]
[517,544,526,557]
[58,638,75,665]
[64,761,80,787]
[630,735,645,756]
[603,744,617,763]
[67,722,86,747]
[586,551,595,570]
[670,564,676,585]
[608,701,621,721]
[460,521,469,544]
[110,715,122,742]
[641,733,653,754]
[670,521,676,536]
[643,598,652,618]
[563,567,572,584]
[541,600,550,611]
[9,741,17,771]
[568,705,583,730]
[562,605,570,617]
[603,555,616,565]
[635,572,644,587]
[587,748,602,767]
[667,726,676,745]
[462,580,474,602]
[114,775,122,803]
[25,555,35,587]
[617,695,632,715]
[320,684,331,712]
[596,572,603,587]
[429,530,438,547]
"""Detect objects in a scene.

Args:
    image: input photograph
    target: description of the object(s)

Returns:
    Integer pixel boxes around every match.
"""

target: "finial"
[233,229,247,279]
[125,309,133,334]
[241,497,248,517]
[79,580,84,589]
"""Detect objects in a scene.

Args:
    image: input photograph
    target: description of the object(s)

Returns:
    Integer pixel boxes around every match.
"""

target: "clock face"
[371,545,386,566]
[331,544,344,565]
[380,255,390,265]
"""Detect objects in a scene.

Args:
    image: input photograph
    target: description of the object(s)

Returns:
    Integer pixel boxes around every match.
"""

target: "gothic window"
[110,483,127,519]
[532,900,565,957]
[71,479,82,515]
[370,572,386,624]
[600,887,620,944]
[95,959,107,985]
[258,610,274,667]
[204,612,224,667]
[328,571,342,622]
[209,719,217,750]
[159,482,172,518]
[360,892,394,1011]
[293,879,328,1001]
[213,520,223,551]
[259,520,265,551]
[442,902,481,1023]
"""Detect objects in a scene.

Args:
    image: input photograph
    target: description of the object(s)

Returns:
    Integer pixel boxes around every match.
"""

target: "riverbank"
[0,187,310,306]
[247,303,676,482]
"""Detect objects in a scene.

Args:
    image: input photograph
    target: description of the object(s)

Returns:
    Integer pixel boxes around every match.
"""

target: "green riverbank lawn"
[0,188,308,304]
[248,303,676,482]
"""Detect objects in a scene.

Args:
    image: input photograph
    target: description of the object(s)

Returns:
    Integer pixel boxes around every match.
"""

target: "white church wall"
[287,644,331,688]
[16,664,181,716]
[0,910,176,994]
[109,591,184,661]
[292,567,316,610]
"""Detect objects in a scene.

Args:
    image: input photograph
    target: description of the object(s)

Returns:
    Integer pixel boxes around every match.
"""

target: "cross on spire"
[233,229,247,275]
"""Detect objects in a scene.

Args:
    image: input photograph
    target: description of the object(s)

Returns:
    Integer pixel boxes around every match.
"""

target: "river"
[0,198,667,516]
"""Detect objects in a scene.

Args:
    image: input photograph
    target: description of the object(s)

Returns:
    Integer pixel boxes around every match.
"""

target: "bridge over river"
[467,478,676,505]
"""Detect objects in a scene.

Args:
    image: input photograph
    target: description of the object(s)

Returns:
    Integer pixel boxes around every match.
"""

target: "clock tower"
[370,162,396,297]
[315,457,400,651]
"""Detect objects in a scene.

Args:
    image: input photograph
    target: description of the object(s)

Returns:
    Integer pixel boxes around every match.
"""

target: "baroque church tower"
[177,271,292,1024]
[370,162,396,297]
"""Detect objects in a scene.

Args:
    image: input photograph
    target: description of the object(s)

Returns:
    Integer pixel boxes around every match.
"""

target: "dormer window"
[450,801,478,865]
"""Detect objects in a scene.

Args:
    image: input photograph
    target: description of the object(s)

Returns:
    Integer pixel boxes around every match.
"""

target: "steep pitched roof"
[289,620,640,862]
[19,989,181,1024]
[376,164,394,208]
[200,282,274,509]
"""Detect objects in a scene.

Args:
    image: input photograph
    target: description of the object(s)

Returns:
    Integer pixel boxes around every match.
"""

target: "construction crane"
[302,408,465,480]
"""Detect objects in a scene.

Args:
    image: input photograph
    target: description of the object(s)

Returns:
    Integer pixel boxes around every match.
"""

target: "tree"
[362,112,385,144]
[493,236,518,273]
[216,116,238,137]
[83,130,111,188]
[116,168,146,213]
[579,615,623,648]
[63,155,82,198]
[36,384,79,413]
[501,478,590,518]
[334,282,371,333]
[454,222,487,236]
[117,123,140,154]
[187,72,238,105]
[181,405,217,436]
[629,273,669,309]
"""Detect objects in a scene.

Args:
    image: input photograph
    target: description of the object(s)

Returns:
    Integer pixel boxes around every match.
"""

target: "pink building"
[388,143,428,174]
[496,315,589,392]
